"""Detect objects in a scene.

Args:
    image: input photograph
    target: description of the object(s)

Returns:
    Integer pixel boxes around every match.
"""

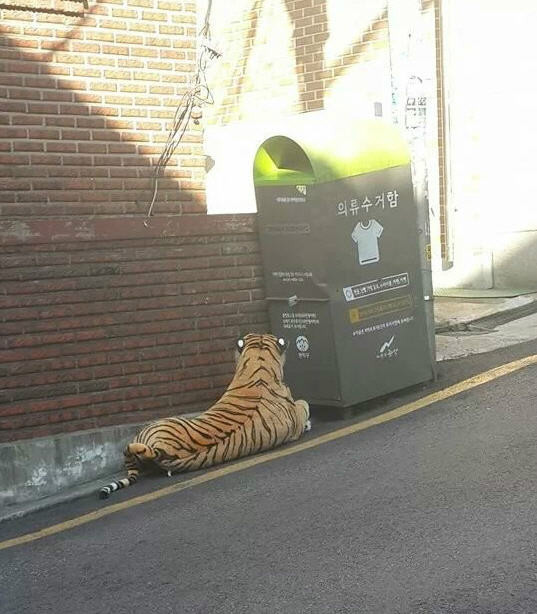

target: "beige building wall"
[438,0,537,290]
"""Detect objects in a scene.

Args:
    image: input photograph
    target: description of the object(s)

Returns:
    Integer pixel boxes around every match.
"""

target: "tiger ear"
[236,338,245,353]
[277,338,288,353]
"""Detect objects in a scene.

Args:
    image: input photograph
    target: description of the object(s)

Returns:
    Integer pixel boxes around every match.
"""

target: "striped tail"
[99,442,156,500]
[99,474,138,499]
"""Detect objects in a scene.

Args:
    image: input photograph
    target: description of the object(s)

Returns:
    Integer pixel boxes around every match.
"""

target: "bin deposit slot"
[254,136,314,184]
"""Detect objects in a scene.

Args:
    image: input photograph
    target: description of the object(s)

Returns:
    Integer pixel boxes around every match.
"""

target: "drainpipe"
[387,0,437,372]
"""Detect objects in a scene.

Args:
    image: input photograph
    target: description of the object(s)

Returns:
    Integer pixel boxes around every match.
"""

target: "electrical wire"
[144,0,216,226]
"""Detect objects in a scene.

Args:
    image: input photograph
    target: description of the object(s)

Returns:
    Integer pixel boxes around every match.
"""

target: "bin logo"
[296,185,307,196]
[296,335,310,359]
[296,335,309,352]
[351,219,383,265]
[376,335,399,360]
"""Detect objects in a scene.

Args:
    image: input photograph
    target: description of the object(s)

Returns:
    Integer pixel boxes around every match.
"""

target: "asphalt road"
[2,340,537,614]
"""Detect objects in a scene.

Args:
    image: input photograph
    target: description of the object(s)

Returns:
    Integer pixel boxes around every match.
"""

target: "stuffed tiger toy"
[99,333,311,499]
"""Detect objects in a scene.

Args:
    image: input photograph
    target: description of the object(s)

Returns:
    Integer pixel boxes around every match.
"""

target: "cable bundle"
[144,0,217,225]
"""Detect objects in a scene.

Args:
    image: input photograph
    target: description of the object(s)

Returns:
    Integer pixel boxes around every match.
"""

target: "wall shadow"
[282,0,389,112]
[209,0,392,122]
[218,0,263,125]
[0,23,204,217]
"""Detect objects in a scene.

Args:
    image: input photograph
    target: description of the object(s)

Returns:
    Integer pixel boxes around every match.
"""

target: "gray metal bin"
[253,118,435,408]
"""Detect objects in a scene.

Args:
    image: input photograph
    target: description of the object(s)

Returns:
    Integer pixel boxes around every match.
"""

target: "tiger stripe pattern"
[99,334,310,499]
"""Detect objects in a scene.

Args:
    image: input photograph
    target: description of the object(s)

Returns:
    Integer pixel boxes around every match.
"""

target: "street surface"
[1,340,537,614]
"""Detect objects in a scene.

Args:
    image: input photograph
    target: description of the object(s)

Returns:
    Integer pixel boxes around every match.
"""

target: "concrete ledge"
[0,473,120,524]
[0,412,200,521]
[0,423,143,514]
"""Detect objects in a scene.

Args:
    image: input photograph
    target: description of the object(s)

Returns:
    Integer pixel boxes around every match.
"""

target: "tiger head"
[235,333,289,379]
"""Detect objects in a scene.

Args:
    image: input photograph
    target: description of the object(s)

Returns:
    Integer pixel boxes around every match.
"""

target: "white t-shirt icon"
[351,219,384,265]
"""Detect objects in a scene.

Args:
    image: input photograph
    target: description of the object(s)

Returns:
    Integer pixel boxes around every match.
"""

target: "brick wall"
[0,1,270,442]
[0,215,268,443]
[0,0,204,215]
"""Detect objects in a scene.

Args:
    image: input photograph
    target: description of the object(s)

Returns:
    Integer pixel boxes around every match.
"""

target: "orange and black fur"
[99,334,310,499]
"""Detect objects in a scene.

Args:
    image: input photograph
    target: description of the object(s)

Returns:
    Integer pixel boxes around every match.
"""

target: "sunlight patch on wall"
[324,0,386,65]
[436,0,537,290]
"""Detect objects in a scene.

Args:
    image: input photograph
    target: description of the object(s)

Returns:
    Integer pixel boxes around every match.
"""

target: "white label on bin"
[282,312,320,330]
[272,271,313,283]
[343,272,409,303]
[352,314,415,337]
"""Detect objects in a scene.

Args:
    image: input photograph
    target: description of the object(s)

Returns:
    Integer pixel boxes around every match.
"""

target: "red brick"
[101,44,129,55]
[91,82,118,92]
[131,47,159,57]
[57,78,87,90]
[61,154,93,166]
[85,31,114,43]
[118,59,145,68]
[45,116,76,127]
[89,129,123,143]
[28,128,61,140]
[71,42,101,53]
[77,143,107,154]
[128,22,155,32]
[13,141,44,152]
[0,126,27,138]
[27,102,59,115]
[0,99,25,113]
[46,142,77,153]
[29,153,61,165]
[61,129,91,140]
[89,106,118,117]
[76,117,106,128]
[8,87,41,100]
[120,131,150,142]
[73,93,102,104]
[142,10,167,21]
[43,90,73,102]
[54,52,85,65]
[112,8,138,18]
[0,153,30,164]
[115,33,143,45]
[0,74,24,86]
[58,103,89,116]
[105,119,134,129]
[6,60,39,74]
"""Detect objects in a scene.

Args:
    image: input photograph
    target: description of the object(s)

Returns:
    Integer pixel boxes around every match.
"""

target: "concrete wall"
[437,0,537,290]
[0,422,141,508]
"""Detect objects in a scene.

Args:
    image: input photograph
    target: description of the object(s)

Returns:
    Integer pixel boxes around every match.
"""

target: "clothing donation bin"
[253,118,435,407]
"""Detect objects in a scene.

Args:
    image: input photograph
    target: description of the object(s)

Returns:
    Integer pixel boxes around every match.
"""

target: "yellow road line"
[2,353,537,551]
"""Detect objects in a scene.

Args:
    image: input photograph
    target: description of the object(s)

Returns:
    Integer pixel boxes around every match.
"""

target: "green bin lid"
[253,118,410,186]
